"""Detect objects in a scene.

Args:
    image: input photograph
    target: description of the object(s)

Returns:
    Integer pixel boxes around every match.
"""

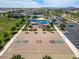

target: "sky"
[0,0,79,8]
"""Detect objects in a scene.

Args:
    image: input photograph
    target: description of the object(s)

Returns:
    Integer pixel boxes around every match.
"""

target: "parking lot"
[65,23,79,49]
[55,18,79,49]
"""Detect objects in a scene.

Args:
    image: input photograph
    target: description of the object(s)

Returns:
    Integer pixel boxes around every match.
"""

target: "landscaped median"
[0,24,26,56]
[53,25,79,58]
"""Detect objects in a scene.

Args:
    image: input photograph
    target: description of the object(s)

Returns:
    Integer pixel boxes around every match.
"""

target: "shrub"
[0,45,3,50]
[46,25,51,29]
[0,40,1,45]
[5,37,10,42]
[34,29,37,31]
[43,31,46,34]
[51,31,54,33]
[43,29,46,31]
[46,28,51,31]
[27,16,30,18]
[11,31,17,35]
[32,16,38,19]
[73,57,79,59]
[50,28,54,31]
[28,25,32,28]
[10,54,24,59]
[20,21,23,24]
[34,32,38,34]
[42,55,52,59]
[16,23,19,27]
[29,28,33,31]
[7,14,11,18]
[25,32,29,34]
[21,18,25,22]
[20,25,23,27]
[3,32,9,38]
[17,27,21,30]
[22,28,26,31]
[10,26,16,31]
[22,27,28,31]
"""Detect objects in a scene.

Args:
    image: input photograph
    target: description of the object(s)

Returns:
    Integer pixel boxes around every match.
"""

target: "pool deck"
[0,30,75,59]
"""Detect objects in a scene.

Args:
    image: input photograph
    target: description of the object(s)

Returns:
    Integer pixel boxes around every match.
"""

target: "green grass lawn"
[0,16,24,47]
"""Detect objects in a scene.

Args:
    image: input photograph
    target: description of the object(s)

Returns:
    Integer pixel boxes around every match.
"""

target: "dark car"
[68,24,74,27]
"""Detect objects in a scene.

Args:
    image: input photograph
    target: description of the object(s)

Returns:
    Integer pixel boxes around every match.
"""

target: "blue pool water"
[31,20,49,24]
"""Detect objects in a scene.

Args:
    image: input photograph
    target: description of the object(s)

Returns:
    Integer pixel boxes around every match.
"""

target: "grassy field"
[0,16,24,47]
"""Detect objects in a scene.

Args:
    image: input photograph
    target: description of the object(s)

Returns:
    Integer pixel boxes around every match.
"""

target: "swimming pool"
[31,20,49,24]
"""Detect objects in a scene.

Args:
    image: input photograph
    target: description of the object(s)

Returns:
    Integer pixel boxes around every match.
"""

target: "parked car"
[68,24,74,27]
[63,31,70,35]
[76,29,79,32]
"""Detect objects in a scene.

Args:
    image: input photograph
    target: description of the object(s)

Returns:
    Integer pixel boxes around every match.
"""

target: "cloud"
[44,0,76,4]
[0,0,34,2]
[0,1,40,8]
[0,0,78,8]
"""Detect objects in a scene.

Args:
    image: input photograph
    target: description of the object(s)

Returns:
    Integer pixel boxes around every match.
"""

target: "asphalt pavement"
[55,18,79,49]
[65,22,79,49]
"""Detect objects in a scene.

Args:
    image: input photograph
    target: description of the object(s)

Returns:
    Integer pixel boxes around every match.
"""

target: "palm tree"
[11,54,24,59]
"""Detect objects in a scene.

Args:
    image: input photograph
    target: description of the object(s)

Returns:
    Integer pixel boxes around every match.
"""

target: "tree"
[60,23,66,30]
[50,22,54,27]
[32,16,38,19]
[11,54,24,59]
[42,55,52,59]
[61,18,67,23]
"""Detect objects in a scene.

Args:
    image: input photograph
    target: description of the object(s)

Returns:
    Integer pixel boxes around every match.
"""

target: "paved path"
[0,31,74,59]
